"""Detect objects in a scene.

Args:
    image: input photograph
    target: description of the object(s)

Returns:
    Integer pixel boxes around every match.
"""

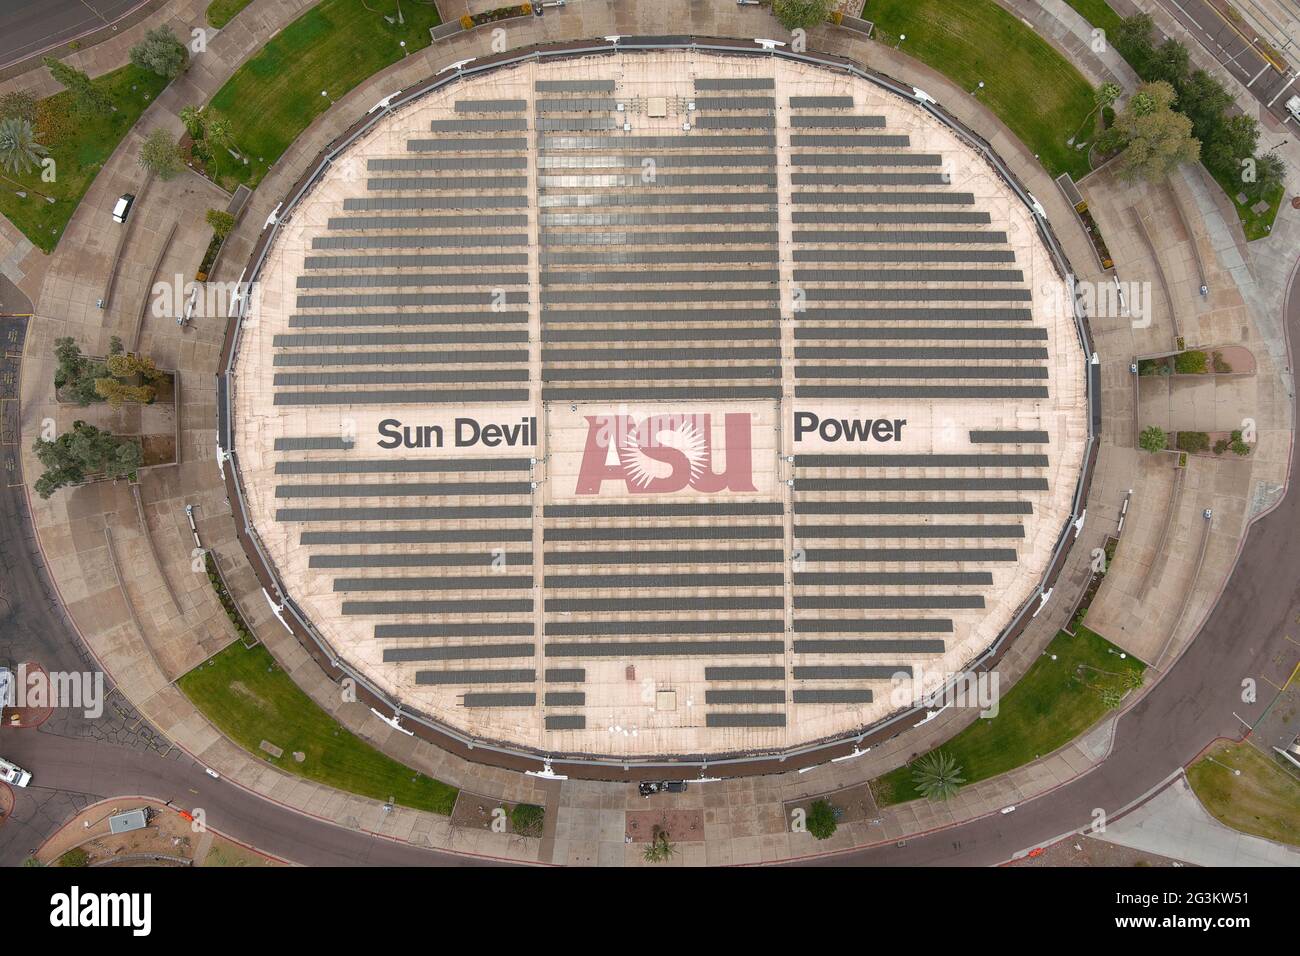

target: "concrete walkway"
[1097,775,1300,865]
[4,0,1288,866]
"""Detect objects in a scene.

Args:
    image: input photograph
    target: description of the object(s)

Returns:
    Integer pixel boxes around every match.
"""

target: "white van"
[1286,96,1300,124]
[111,193,135,224]
[0,756,31,788]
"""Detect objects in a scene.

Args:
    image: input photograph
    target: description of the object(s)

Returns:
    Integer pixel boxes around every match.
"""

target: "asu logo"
[575,412,757,495]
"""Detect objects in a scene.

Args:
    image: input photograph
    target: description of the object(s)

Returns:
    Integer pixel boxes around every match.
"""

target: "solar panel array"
[243,57,1082,756]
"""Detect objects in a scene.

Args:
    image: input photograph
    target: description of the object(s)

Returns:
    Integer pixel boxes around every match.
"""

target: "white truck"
[1286,95,1300,124]
[0,756,31,788]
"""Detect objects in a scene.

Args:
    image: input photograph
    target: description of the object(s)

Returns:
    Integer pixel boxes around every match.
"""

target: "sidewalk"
[9,0,1282,866]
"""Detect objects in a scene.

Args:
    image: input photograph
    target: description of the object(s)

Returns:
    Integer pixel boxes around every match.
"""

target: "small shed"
[108,808,150,835]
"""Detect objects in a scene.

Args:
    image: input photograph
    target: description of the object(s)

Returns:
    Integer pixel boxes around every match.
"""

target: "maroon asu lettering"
[575,412,757,495]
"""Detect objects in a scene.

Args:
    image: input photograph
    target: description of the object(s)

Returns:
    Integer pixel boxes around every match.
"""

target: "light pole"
[894,33,905,50]
[970,80,984,96]
[321,89,333,106]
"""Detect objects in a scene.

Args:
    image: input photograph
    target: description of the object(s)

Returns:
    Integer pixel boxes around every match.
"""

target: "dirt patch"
[784,781,879,826]
[141,433,176,467]
[450,791,519,834]
[1007,834,1191,867]
[228,680,270,710]
[626,808,705,844]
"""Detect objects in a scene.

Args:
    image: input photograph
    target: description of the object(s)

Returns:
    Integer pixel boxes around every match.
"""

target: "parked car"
[0,666,12,710]
[638,780,687,797]
[1287,96,1300,124]
[111,193,135,224]
[0,756,31,788]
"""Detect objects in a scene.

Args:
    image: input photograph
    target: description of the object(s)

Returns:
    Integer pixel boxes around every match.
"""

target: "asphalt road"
[0,0,149,70]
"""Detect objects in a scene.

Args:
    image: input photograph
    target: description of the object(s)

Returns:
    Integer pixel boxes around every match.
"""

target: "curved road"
[1,272,1296,868]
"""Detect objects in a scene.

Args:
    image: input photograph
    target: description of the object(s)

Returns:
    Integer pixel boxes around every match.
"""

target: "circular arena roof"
[229,46,1089,761]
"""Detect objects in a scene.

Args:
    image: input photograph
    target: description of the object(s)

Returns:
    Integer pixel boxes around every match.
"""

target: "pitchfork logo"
[575,412,757,495]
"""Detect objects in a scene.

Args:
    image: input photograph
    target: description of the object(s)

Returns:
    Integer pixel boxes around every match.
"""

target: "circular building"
[228,45,1090,762]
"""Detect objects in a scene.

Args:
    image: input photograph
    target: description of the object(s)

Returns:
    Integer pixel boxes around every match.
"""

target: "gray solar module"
[794,346,1046,360]
[794,525,1023,541]
[542,549,781,567]
[544,641,783,656]
[793,501,1032,515]
[705,666,784,680]
[792,690,875,704]
[414,669,534,684]
[793,386,1050,399]
[543,307,780,323]
[794,327,1048,341]
[278,506,530,521]
[545,715,586,730]
[312,233,528,249]
[274,330,527,347]
[540,229,777,246]
[545,526,780,542]
[803,547,1018,562]
[368,156,528,171]
[792,211,993,225]
[344,598,533,615]
[693,115,777,129]
[340,196,528,212]
[366,175,530,191]
[803,290,1035,304]
[539,173,778,189]
[801,307,1032,321]
[791,229,1007,243]
[546,618,783,635]
[545,573,784,588]
[542,366,779,382]
[793,267,1016,282]
[274,389,532,405]
[795,571,994,585]
[407,136,528,151]
[795,454,1048,468]
[544,669,586,682]
[382,644,534,661]
[706,690,785,704]
[304,252,530,269]
[303,529,532,544]
[788,96,854,108]
[793,249,1015,263]
[274,369,529,387]
[541,134,775,149]
[705,713,785,727]
[275,481,530,498]
[538,153,776,168]
[534,97,618,111]
[535,79,617,92]
[546,596,783,612]
[289,312,528,328]
[542,249,779,266]
[790,115,886,128]
[336,575,531,591]
[794,666,906,679]
[376,623,534,638]
[327,212,529,229]
[691,95,775,110]
[546,347,780,363]
[793,618,953,633]
[695,78,776,90]
[970,430,1051,443]
[311,552,531,568]
[462,693,537,707]
[545,267,779,284]
[542,210,778,227]
[454,99,527,112]
[791,176,968,192]
[537,117,620,131]
[277,459,530,474]
[429,118,529,132]
[274,437,351,451]
[791,134,910,147]
[544,692,585,706]
[792,640,946,654]
[296,268,528,287]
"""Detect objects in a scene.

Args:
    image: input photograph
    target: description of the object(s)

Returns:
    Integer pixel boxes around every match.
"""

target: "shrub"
[129,26,189,78]
[33,420,142,498]
[772,0,835,31]
[1213,437,1229,456]
[1174,349,1208,374]
[806,799,838,840]
[509,803,545,837]
[139,127,184,179]
[206,208,236,240]
[643,828,675,863]
[1212,351,1232,373]
[911,750,965,802]
[1229,430,1252,456]
[42,57,112,115]
[1176,430,1209,453]
[56,848,90,867]
[1138,425,1167,453]
[0,89,37,122]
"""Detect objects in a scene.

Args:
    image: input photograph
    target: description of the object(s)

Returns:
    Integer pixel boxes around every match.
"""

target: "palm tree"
[911,750,966,802]
[0,117,48,174]
[642,828,675,863]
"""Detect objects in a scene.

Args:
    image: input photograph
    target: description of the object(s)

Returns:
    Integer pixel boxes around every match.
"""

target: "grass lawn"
[206,0,257,28]
[864,0,1097,178]
[1061,0,1123,35]
[0,64,168,253]
[178,641,458,815]
[205,0,441,190]
[871,626,1145,806]
[1187,741,1300,846]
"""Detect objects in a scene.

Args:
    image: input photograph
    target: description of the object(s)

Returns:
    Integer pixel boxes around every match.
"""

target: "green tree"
[1147,38,1190,89]
[33,421,142,498]
[0,117,48,174]
[1138,425,1168,453]
[642,828,675,863]
[771,0,835,31]
[53,336,106,406]
[179,105,206,140]
[93,377,155,407]
[0,89,38,123]
[1097,81,1200,182]
[806,799,838,840]
[138,127,184,180]
[129,26,189,79]
[911,750,965,802]
[1229,429,1252,456]
[205,113,233,154]
[42,56,112,115]
[1114,13,1156,68]
[206,208,236,240]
